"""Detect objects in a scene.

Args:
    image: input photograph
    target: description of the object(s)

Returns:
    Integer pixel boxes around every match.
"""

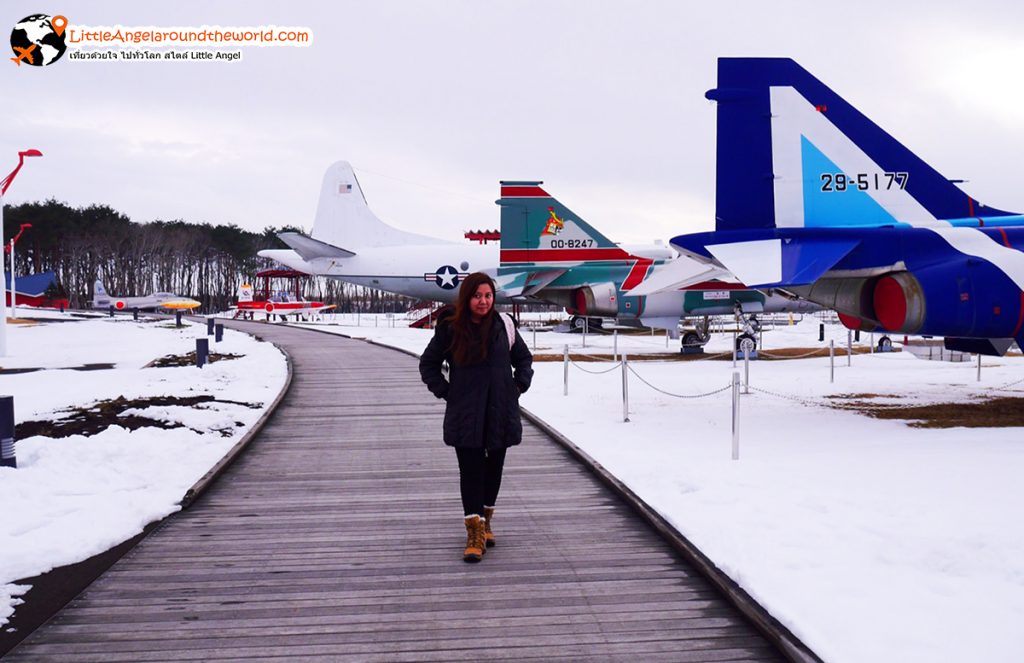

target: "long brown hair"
[448,272,496,366]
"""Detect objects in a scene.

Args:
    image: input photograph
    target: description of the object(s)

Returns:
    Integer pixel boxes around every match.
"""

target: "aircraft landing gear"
[877,335,893,352]
[736,333,757,354]
[569,316,603,333]
[680,316,711,354]
[680,331,706,354]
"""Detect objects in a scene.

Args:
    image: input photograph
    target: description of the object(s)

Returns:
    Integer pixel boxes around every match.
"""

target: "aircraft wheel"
[736,333,757,354]
[570,316,586,332]
[877,335,893,352]
[681,331,704,349]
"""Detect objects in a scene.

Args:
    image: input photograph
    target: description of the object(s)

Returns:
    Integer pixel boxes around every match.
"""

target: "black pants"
[455,447,507,517]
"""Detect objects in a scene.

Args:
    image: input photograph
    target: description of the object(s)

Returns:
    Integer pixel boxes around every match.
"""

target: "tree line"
[3,199,417,313]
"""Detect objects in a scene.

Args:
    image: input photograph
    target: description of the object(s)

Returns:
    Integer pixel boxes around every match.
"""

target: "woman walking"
[419,272,534,562]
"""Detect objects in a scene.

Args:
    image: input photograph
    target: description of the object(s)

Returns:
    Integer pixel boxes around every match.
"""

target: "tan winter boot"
[482,506,496,548]
[463,515,486,563]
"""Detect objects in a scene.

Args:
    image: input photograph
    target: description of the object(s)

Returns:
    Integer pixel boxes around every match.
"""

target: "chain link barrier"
[757,348,831,360]
[626,364,733,399]
[568,358,623,375]
[747,385,823,408]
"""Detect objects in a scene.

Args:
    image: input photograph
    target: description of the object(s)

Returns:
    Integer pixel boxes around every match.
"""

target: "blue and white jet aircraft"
[632,58,1024,356]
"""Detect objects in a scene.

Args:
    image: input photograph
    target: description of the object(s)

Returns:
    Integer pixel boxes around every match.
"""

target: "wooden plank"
[4,322,785,662]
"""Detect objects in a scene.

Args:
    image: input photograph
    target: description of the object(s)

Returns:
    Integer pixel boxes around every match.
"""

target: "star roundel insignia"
[424,265,469,290]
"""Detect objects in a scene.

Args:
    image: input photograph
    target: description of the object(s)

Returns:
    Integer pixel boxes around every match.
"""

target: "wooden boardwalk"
[7,322,786,662]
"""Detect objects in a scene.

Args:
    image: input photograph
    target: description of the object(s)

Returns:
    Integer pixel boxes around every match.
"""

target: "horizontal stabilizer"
[625,256,730,296]
[278,232,356,260]
[707,237,859,288]
[944,337,1016,357]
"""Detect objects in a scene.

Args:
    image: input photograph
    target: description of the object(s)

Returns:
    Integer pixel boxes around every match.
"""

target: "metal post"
[829,340,835,383]
[613,329,618,361]
[731,372,740,460]
[0,195,5,356]
[977,353,982,382]
[732,331,737,367]
[215,323,223,343]
[195,338,209,368]
[9,239,16,318]
[206,318,214,335]
[870,332,874,354]
[532,325,536,351]
[621,353,630,423]
[847,330,852,366]
[563,344,569,396]
[1,395,15,468]
[582,317,588,348]
[743,349,750,394]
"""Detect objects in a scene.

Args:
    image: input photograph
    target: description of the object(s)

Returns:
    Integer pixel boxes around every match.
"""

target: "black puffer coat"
[419,311,534,449]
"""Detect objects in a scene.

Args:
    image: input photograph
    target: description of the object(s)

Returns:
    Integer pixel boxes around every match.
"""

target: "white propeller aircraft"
[258,162,501,302]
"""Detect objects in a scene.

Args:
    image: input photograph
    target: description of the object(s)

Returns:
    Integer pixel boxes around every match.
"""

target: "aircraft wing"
[523,269,566,296]
[625,256,731,296]
[278,232,356,260]
[495,269,566,298]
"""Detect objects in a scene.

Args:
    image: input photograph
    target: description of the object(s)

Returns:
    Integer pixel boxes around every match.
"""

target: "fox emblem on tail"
[540,207,565,236]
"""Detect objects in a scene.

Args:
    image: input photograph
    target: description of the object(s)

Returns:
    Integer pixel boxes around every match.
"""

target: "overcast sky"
[4,0,1024,245]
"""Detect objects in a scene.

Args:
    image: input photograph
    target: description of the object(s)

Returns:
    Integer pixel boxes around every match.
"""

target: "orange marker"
[51,15,68,37]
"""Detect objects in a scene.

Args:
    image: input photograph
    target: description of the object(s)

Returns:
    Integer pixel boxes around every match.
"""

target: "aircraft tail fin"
[707,58,1018,232]
[93,280,110,307]
[497,181,630,268]
[310,161,452,251]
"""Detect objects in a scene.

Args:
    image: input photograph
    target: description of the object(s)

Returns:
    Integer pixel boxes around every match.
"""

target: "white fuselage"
[261,243,501,303]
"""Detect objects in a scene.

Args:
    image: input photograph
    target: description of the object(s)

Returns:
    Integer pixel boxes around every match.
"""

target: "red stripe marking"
[500,248,633,263]
[1013,291,1024,338]
[621,259,654,291]
[682,281,748,291]
[500,186,550,198]
[998,228,1011,248]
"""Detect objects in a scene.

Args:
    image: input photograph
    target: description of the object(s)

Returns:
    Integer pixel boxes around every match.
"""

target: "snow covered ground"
[0,310,287,630]
[290,312,1024,663]
[5,308,1023,662]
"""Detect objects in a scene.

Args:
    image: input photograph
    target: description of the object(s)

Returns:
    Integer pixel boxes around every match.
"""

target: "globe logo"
[10,14,68,67]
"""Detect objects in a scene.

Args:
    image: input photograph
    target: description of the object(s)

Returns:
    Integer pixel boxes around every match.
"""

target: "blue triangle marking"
[801,136,905,228]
